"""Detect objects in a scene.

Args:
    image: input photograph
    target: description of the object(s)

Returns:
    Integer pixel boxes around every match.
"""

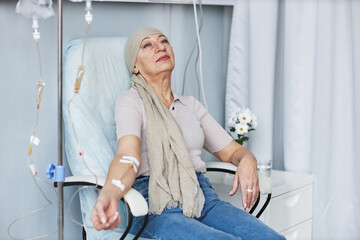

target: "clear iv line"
[8,107,58,240]
[8,36,57,240]
[81,24,90,67]
[192,0,207,109]
[66,3,102,227]
[67,95,99,186]
[182,0,203,97]
[36,40,43,81]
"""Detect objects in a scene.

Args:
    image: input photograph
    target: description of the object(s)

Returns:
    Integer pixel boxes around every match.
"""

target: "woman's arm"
[213,140,259,212]
[91,135,141,230]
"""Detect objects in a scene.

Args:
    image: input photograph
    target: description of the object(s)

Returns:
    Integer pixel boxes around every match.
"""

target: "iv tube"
[184,0,210,163]
[181,0,203,97]
[68,0,95,179]
[8,104,58,240]
[9,1,56,239]
[66,1,141,228]
[192,0,207,109]
[181,0,207,109]
[8,18,57,240]
[66,0,101,228]
[73,0,92,94]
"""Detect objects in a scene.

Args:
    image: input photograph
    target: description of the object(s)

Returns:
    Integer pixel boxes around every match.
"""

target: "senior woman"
[91,27,284,240]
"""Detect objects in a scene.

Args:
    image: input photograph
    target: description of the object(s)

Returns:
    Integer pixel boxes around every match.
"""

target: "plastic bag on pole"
[16,0,54,19]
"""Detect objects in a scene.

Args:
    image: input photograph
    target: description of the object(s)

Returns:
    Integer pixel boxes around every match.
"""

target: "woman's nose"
[155,42,166,52]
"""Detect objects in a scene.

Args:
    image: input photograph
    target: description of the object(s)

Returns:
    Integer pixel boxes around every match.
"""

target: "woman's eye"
[161,39,168,44]
[143,43,151,48]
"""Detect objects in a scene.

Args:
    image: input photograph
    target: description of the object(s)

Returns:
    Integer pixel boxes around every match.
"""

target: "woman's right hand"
[91,189,121,230]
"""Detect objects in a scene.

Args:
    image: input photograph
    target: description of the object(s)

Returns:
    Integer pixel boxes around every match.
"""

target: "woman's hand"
[229,154,259,212]
[212,140,260,212]
[91,189,121,230]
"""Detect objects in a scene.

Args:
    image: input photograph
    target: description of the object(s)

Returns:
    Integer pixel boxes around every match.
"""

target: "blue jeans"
[129,173,285,240]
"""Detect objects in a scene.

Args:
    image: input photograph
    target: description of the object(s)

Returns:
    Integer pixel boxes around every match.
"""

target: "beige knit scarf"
[125,28,205,218]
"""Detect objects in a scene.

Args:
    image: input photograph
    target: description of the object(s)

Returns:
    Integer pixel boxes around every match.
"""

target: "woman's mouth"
[156,55,170,62]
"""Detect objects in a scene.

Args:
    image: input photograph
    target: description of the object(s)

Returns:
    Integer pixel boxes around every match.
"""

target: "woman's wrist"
[101,183,123,202]
[237,154,257,170]
[231,148,256,167]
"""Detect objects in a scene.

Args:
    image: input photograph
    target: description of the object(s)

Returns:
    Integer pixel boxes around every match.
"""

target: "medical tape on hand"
[111,179,125,191]
[119,156,139,174]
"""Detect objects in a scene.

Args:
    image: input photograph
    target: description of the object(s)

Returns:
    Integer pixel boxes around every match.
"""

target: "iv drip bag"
[16,0,54,19]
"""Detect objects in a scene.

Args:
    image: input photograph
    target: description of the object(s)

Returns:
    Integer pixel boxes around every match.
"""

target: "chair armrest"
[206,162,272,195]
[64,175,106,187]
[63,175,149,217]
[123,188,148,217]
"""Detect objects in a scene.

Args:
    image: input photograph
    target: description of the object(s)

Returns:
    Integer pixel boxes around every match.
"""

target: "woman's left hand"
[229,155,259,212]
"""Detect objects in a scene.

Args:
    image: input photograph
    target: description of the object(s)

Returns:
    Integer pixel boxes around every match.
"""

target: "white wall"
[0,1,231,239]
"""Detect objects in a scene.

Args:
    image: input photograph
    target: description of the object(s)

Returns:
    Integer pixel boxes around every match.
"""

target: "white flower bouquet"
[228,107,257,145]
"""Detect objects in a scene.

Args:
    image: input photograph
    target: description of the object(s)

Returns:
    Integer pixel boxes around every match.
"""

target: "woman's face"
[134,33,175,77]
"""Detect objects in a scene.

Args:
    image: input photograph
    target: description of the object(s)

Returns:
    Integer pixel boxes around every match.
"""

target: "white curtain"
[226,0,360,239]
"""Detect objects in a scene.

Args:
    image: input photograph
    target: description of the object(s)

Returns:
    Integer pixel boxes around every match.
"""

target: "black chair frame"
[206,167,271,218]
[54,181,148,240]
[55,165,271,239]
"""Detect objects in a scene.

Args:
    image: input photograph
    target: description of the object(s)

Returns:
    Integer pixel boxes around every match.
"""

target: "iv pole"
[57,0,64,239]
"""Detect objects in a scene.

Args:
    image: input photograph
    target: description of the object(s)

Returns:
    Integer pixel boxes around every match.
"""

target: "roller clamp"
[46,163,65,182]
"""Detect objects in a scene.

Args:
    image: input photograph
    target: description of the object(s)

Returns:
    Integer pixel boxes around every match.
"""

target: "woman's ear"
[132,66,139,74]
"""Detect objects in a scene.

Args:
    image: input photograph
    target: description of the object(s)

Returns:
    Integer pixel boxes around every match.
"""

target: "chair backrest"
[63,37,131,177]
[63,37,139,239]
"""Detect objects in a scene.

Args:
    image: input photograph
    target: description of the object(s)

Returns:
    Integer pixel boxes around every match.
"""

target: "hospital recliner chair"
[61,37,272,240]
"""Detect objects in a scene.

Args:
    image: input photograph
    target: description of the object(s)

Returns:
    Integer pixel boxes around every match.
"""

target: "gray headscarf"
[124,27,204,217]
